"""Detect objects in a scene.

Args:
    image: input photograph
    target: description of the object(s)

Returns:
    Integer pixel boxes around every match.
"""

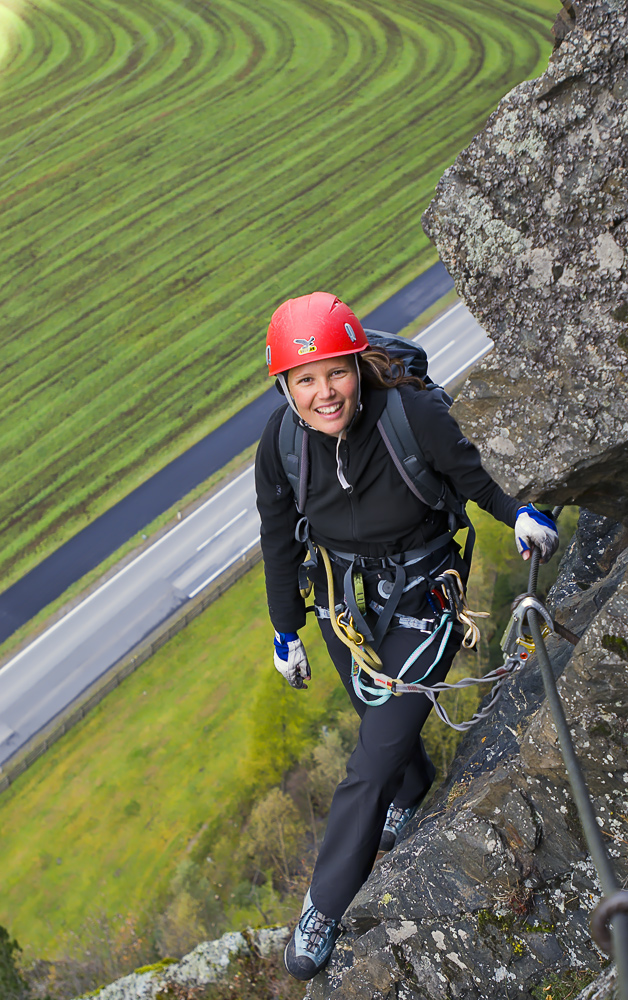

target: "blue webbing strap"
[351,613,454,706]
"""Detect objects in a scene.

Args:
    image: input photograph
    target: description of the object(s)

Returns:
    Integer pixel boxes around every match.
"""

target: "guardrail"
[0,543,262,794]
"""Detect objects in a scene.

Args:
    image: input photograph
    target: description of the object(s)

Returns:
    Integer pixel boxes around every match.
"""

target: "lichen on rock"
[307,511,628,999]
[422,0,628,522]
[74,926,289,1000]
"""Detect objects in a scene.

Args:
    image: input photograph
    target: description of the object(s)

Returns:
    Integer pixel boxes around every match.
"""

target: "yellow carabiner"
[516,624,551,656]
[336,611,364,646]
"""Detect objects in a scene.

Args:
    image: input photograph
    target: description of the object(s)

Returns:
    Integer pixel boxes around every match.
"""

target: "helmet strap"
[276,372,311,427]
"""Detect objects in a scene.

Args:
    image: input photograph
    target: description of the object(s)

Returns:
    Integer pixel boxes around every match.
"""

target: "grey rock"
[422,0,628,522]
[74,925,289,1000]
[306,513,628,997]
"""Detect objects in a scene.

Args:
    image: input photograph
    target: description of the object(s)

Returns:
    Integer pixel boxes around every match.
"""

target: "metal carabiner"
[336,609,364,646]
[513,594,555,641]
[501,594,554,664]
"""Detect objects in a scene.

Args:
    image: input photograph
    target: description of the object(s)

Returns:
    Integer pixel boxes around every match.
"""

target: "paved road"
[0,262,453,645]
[0,299,491,766]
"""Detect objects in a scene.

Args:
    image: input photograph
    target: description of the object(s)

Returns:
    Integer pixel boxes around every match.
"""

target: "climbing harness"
[317,545,506,728]
[313,507,587,733]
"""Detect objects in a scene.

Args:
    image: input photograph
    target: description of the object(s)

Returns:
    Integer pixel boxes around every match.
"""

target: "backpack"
[278,329,475,568]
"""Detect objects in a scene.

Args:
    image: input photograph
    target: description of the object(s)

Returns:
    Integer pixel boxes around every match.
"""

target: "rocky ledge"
[307,511,628,999]
[75,926,288,1000]
[423,0,628,521]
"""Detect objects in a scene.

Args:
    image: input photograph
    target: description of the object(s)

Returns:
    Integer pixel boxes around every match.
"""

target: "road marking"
[188,537,260,598]
[444,342,494,386]
[197,509,248,551]
[428,339,455,364]
[0,301,488,682]
[413,302,463,343]
[0,465,255,678]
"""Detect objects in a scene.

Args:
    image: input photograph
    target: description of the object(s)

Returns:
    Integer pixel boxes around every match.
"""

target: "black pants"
[309,617,462,921]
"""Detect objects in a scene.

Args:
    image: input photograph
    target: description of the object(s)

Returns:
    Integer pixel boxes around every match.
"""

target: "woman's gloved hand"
[273,631,311,689]
[515,504,559,563]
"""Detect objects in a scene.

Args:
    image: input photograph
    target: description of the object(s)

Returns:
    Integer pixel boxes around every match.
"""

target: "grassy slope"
[0,562,342,955]
[0,0,559,586]
[0,506,580,958]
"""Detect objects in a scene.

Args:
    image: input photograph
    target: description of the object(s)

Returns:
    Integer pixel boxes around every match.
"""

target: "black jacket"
[255,385,520,633]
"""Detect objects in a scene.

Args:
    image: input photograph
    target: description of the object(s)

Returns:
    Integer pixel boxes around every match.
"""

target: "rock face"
[422,0,628,522]
[76,926,289,1000]
[307,511,628,999]
[306,2,628,996]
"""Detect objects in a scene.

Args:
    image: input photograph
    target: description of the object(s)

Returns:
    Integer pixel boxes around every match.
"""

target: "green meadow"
[0,0,559,588]
[0,561,341,956]
[0,505,578,961]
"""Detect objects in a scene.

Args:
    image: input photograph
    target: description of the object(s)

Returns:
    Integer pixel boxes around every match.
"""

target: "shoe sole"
[283,928,341,981]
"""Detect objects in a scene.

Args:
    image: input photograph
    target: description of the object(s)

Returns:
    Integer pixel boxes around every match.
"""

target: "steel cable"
[526,507,628,998]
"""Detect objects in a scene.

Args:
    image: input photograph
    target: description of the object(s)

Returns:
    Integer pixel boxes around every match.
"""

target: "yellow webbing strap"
[437,569,489,649]
[319,545,395,688]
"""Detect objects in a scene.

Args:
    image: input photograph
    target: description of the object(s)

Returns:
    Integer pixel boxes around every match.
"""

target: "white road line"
[445,342,494,386]
[197,509,248,551]
[0,465,255,677]
[428,339,456,364]
[413,302,463,342]
[188,538,260,599]
[0,302,490,684]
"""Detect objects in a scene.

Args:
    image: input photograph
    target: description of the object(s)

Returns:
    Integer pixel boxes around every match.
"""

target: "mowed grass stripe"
[0,0,559,587]
[2,1,504,336]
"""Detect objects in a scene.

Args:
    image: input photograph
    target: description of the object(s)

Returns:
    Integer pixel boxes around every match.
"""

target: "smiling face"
[287,355,359,436]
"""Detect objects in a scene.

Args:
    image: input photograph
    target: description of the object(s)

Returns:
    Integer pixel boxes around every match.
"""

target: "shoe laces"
[386,804,412,831]
[299,904,337,954]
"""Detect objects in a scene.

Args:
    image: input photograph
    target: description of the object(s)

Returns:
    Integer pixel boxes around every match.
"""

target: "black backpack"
[278,329,475,567]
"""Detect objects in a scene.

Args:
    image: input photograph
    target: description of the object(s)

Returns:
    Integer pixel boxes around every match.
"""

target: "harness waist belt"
[315,603,439,633]
[326,533,453,572]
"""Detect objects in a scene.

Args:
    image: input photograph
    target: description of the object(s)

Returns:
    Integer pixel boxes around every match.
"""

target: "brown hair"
[357,348,425,391]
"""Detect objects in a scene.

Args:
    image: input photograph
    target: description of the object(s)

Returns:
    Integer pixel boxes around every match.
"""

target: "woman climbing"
[254,291,559,981]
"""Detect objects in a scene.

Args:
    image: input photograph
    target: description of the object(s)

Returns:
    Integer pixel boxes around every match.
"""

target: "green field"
[0,0,559,588]
[0,504,579,964]
[0,561,343,957]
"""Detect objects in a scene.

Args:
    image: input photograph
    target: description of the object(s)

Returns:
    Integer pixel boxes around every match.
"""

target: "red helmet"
[266,292,369,376]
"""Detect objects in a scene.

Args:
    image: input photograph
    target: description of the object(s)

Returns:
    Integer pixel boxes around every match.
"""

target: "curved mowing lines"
[0,1,179,180]
[3,0,344,250]
[0,1,114,111]
[0,0,60,107]
[82,1,418,266]
[0,5,223,254]
[2,4,348,296]
[3,10,446,418]
[0,29,228,241]
[0,0,58,89]
[0,0,558,579]
[0,7,227,207]
[0,13,350,424]
[0,6,127,153]
[0,1,30,78]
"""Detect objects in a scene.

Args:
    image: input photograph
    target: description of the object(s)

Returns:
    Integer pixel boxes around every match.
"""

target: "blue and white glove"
[515,504,559,563]
[273,631,311,689]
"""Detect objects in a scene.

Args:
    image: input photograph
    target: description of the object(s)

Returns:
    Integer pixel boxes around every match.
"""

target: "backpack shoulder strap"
[278,408,309,513]
[377,388,464,518]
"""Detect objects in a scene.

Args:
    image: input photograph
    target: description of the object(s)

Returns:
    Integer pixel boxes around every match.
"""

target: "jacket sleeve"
[255,407,308,632]
[403,387,520,528]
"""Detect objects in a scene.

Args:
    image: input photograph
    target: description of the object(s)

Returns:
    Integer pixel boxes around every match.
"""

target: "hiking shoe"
[284,889,341,981]
[378,803,418,852]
